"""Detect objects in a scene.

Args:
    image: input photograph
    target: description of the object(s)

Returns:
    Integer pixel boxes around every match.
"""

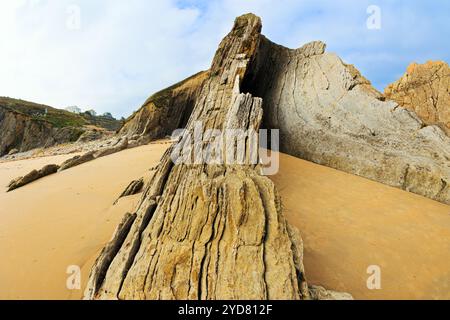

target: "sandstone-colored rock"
[85,14,313,301]
[243,36,450,204]
[7,164,59,192]
[114,178,144,205]
[119,71,209,139]
[94,138,129,158]
[309,285,354,300]
[58,151,96,172]
[0,98,120,157]
[118,18,450,206]
[0,105,85,157]
[385,61,450,135]
[7,148,19,156]
[77,129,107,143]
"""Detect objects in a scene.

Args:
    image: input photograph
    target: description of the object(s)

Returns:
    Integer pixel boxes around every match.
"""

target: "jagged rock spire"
[85,13,311,300]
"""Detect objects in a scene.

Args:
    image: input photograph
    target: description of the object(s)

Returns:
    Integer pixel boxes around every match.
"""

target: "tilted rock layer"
[121,22,450,206]
[0,106,82,156]
[0,97,121,157]
[86,14,317,300]
[241,37,450,205]
[385,61,450,135]
[119,71,209,139]
[87,12,450,300]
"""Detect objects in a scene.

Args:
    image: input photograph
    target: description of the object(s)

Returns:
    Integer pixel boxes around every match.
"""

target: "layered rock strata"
[385,61,450,135]
[85,14,317,300]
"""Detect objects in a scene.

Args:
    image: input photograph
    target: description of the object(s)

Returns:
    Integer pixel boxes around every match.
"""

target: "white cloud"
[0,0,448,117]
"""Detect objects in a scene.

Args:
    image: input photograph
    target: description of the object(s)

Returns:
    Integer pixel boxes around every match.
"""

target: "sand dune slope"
[271,152,450,300]
[0,143,168,300]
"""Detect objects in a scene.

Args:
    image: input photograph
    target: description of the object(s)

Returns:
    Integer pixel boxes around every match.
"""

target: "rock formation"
[114,178,144,205]
[7,137,136,192]
[85,14,326,300]
[119,71,209,139]
[7,164,59,192]
[0,97,121,157]
[243,38,450,204]
[385,61,450,135]
[94,138,129,158]
[118,20,450,206]
[59,152,96,172]
[84,12,450,299]
[0,106,82,157]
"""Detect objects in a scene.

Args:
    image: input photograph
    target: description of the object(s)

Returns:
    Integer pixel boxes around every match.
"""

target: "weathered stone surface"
[243,36,450,204]
[0,106,79,157]
[94,138,128,158]
[58,151,96,172]
[385,61,450,135]
[0,98,121,157]
[114,178,144,204]
[76,129,107,143]
[7,164,59,191]
[85,14,318,301]
[309,285,353,300]
[119,71,208,139]
[7,148,19,156]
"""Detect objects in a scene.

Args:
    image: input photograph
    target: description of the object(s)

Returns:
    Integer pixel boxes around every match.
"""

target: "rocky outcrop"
[114,178,144,204]
[242,36,450,204]
[7,164,59,192]
[116,20,450,206]
[119,71,209,139]
[85,14,332,300]
[94,138,129,158]
[0,98,121,157]
[309,285,354,300]
[0,106,83,156]
[385,61,450,135]
[6,138,136,192]
[59,151,96,172]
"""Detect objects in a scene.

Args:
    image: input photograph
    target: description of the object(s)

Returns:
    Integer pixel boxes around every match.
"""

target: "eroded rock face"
[119,19,450,206]
[242,37,450,204]
[114,178,144,204]
[85,14,317,301]
[119,71,209,139]
[58,151,96,172]
[385,61,450,135]
[7,164,59,192]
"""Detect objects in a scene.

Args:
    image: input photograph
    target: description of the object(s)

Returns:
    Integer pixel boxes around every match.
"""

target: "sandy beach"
[0,146,449,299]
[0,143,169,300]
[271,152,450,300]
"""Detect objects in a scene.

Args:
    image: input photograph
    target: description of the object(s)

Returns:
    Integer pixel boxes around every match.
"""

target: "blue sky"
[0,0,448,118]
